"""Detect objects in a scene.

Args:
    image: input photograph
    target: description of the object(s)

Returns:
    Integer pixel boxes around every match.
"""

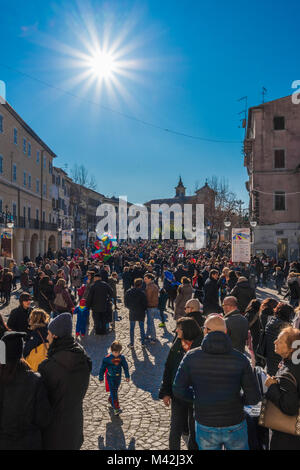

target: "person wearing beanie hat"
[48,312,73,338]
[0,332,52,450]
[38,315,92,450]
[7,293,32,334]
[73,300,90,338]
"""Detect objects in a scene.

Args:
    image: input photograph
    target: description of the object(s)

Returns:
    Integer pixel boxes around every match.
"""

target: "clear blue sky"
[0,0,298,207]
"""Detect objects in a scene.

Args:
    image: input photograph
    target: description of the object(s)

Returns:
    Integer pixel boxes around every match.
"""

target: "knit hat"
[79,299,86,307]
[48,313,72,338]
[1,331,27,363]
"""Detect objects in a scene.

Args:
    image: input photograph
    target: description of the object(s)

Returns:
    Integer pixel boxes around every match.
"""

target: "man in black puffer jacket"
[124,278,148,347]
[230,276,256,313]
[86,272,113,334]
[38,313,92,450]
[173,315,260,450]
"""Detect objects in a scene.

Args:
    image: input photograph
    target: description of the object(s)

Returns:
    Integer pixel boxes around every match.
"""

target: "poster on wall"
[0,228,13,258]
[231,228,251,263]
[62,230,72,248]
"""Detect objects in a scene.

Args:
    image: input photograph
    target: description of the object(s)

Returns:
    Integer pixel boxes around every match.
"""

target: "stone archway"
[48,234,56,252]
[30,233,39,260]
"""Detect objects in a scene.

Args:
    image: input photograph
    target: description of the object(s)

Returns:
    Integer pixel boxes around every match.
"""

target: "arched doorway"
[48,235,56,253]
[30,233,39,261]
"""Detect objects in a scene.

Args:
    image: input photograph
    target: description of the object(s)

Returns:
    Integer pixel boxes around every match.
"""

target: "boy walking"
[99,341,130,415]
[74,298,89,337]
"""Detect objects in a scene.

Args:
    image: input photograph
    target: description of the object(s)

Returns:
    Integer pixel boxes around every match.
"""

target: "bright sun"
[88,51,116,79]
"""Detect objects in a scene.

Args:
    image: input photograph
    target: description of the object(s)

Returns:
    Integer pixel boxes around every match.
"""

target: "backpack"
[25,331,48,372]
[54,291,68,310]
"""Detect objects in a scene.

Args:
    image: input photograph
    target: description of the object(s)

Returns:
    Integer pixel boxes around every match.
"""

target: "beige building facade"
[0,102,58,264]
[244,95,300,260]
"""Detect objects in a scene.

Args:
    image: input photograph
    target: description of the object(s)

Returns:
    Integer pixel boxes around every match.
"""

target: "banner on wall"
[0,228,13,258]
[231,228,251,263]
[62,230,72,248]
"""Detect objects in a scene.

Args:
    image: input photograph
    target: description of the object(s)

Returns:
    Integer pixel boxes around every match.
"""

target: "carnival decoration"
[92,232,118,261]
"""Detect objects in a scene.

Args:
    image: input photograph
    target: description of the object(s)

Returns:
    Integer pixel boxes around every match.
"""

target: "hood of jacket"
[201,330,232,355]
[47,336,91,372]
[236,280,251,289]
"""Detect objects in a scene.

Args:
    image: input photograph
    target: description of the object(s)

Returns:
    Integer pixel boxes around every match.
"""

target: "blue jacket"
[99,353,130,381]
[173,331,261,427]
[74,306,89,318]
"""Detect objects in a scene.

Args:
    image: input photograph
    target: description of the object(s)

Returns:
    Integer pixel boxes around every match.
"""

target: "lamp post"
[224,218,231,242]
[250,219,257,254]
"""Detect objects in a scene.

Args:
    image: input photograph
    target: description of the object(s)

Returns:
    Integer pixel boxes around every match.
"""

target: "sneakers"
[158,322,165,328]
[76,332,80,337]
[128,343,134,349]
[114,408,122,416]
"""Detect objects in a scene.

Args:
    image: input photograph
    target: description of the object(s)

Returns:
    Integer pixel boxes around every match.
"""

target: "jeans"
[195,419,249,450]
[107,374,121,409]
[130,320,145,345]
[146,308,158,340]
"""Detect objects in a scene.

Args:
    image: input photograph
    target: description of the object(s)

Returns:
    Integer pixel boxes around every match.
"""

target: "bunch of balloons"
[92,232,118,261]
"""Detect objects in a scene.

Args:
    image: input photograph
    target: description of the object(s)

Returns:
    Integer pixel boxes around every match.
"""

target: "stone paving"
[1,281,283,451]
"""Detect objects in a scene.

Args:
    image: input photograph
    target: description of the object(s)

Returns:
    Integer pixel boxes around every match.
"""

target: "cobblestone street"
[1,282,282,451]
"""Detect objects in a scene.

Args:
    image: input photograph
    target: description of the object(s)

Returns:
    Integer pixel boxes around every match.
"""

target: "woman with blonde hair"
[24,308,50,371]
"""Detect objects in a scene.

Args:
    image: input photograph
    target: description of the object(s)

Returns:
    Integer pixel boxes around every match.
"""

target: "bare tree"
[71,164,97,190]
[205,176,247,247]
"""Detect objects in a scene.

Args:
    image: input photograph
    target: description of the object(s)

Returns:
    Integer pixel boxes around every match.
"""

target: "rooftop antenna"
[262,87,267,104]
[237,96,248,130]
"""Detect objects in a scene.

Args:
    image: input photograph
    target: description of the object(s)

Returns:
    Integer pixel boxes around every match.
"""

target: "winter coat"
[159,335,203,399]
[107,277,118,299]
[266,359,300,450]
[145,282,159,308]
[173,331,261,427]
[185,310,206,331]
[38,336,92,450]
[124,287,147,322]
[38,280,55,314]
[23,325,49,358]
[1,272,13,293]
[71,268,82,288]
[265,316,289,376]
[287,277,300,301]
[53,285,74,314]
[7,305,32,334]
[174,284,193,320]
[158,288,169,312]
[230,280,256,313]
[122,271,133,291]
[245,307,260,354]
[203,278,221,314]
[225,309,249,353]
[0,362,52,450]
[86,280,113,313]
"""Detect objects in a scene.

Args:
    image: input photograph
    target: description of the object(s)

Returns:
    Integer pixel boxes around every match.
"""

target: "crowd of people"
[0,239,300,450]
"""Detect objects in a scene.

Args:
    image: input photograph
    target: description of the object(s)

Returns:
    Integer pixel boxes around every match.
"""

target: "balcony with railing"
[13,217,58,231]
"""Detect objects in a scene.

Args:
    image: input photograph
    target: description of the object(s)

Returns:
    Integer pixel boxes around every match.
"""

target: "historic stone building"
[145,177,215,240]
[0,102,57,263]
[244,95,300,260]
